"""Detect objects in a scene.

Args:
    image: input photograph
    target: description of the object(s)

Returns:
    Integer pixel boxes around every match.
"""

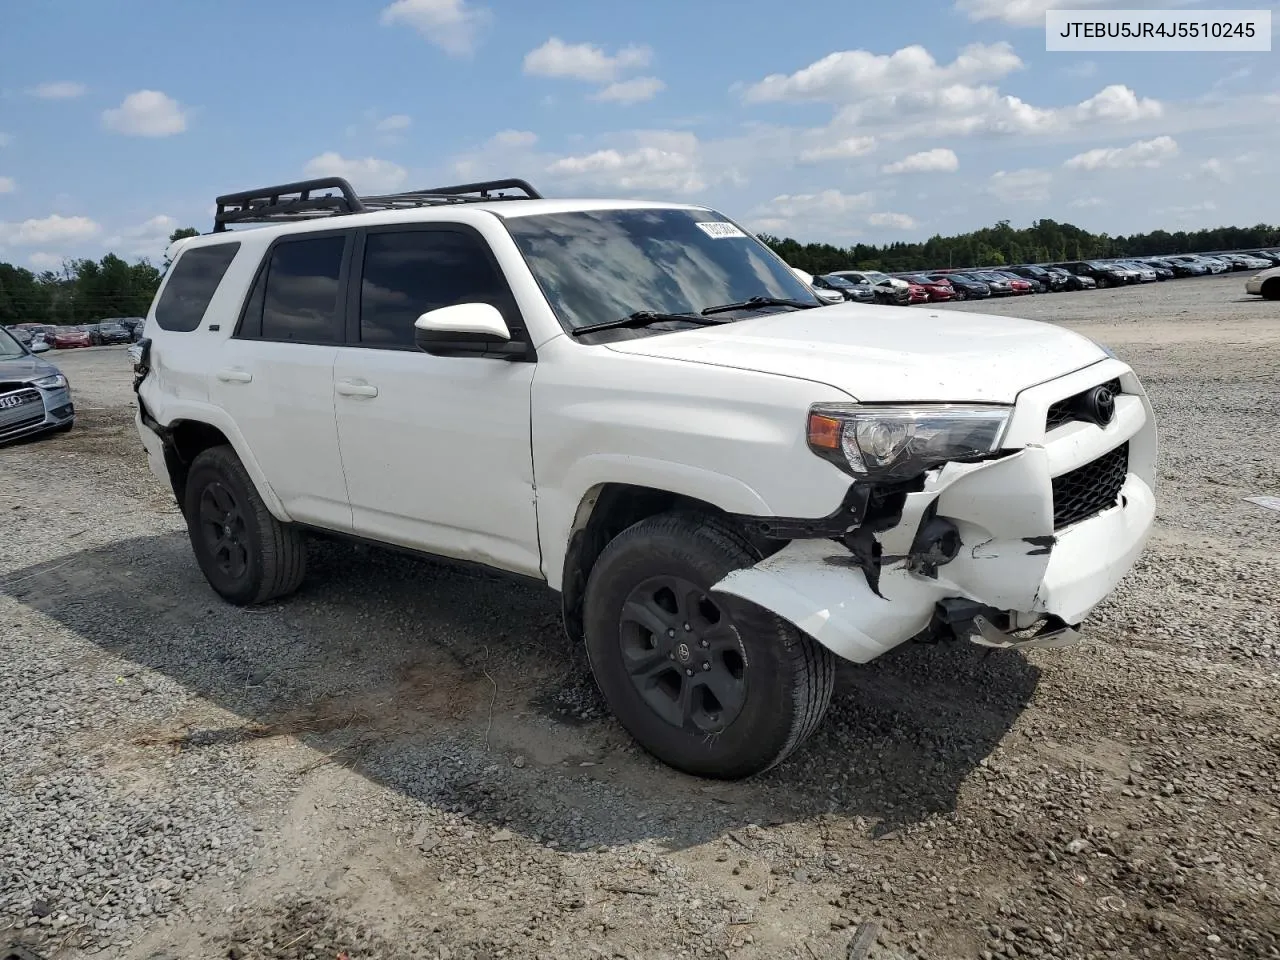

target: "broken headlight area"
[806,403,1012,481]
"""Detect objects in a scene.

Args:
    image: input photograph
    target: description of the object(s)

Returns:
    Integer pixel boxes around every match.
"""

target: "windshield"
[860,271,891,283]
[503,207,819,332]
[820,275,854,288]
[0,327,28,359]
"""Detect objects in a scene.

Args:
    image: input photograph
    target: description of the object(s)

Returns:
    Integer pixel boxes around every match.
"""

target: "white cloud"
[380,0,490,55]
[0,214,101,247]
[1063,60,1098,79]
[987,168,1053,203]
[104,214,182,258]
[592,76,665,105]
[524,37,651,83]
[303,152,408,193]
[955,0,1111,27]
[546,131,710,195]
[1200,157,1230,182]
[1074,84,1162,123]
[30,81,86,99]
[1065,135,1179,171]
[748,189,877,240]
[103,90,188,137]
[868,212,918,230]
[0,133,10,148]
[28,252,64,271]
[882,148,959,174]
[1070,196,1104,208]
[490,129,537,148]
[798,136,876,163]
[744,42,1023,104]
[0,176,14,194]
[375,114,412,133]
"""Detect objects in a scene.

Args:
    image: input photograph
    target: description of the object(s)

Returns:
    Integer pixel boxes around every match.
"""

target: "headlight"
[32,374,68,390]
[807,403,1012,481]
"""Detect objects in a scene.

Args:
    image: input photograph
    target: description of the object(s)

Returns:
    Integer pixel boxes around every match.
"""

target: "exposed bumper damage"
[714,363,1157,663]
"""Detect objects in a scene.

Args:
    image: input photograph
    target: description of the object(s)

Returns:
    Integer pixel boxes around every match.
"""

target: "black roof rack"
[212,177,543,232]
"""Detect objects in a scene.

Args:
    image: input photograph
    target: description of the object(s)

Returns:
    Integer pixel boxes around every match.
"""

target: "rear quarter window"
[154,242,241,332]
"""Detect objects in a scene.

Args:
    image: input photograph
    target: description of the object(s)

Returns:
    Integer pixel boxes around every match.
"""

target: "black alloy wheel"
[617,574,747,734]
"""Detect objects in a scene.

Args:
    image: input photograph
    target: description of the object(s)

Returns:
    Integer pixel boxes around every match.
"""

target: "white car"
[789,266,845,305]
[131,176,1158,779]
[1245,265,1280,299]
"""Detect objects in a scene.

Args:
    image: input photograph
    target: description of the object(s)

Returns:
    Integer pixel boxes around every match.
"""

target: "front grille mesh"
[1046,378,1122,430]
[1052,441,1129,530]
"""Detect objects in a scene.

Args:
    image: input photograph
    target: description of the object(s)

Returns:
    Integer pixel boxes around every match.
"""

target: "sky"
[1,0,1277,269]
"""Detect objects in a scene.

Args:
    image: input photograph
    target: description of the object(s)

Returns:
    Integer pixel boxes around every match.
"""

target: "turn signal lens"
[807,413,843,451]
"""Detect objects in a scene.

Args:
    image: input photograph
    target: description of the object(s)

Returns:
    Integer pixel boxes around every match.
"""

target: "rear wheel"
[953,288,967,302]
[183,445,307,606]
[583,513,835,779]
[1262,278,1280,301]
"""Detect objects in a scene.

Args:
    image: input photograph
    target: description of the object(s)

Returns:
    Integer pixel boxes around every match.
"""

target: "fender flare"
[141,397,292,522]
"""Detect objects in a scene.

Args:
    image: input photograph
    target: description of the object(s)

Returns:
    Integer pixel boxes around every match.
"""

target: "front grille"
[1046,378,1123,430]
[1052,442,1129,530]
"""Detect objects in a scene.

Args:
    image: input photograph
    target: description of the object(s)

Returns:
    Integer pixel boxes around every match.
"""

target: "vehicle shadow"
[2,532,1040,851]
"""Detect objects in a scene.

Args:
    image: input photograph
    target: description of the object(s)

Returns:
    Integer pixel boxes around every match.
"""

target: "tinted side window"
[154,243,240,332]
[262,236,346,343]
[359,230,515,348]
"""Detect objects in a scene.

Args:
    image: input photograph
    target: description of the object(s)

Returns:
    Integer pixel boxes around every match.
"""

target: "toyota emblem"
[1084,385,1116,426]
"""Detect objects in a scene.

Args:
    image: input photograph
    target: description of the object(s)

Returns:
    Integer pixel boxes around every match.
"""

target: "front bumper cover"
[713,362,1157,663]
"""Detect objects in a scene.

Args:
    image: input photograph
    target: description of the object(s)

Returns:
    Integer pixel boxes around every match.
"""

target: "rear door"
[211,229,354,531]
[331,223,540,577]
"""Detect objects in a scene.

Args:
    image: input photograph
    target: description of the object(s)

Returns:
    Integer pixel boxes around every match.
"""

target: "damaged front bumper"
[714,360,1157,662]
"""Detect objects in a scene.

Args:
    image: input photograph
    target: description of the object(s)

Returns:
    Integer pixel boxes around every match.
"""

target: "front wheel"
[1096,276,1110,289]
[583,513,835,779]
[953,288,967,302]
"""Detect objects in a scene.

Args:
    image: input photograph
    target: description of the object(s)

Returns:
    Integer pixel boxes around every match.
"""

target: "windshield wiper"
[700,296,819,317]
[569,311,723,337]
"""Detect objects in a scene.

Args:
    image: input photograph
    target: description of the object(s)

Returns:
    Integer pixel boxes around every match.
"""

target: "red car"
[905,282,931,305]
[901,274,956,303]
[52,328,92,349]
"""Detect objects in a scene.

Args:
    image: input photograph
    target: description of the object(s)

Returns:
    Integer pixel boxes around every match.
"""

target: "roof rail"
[212,177,542,232]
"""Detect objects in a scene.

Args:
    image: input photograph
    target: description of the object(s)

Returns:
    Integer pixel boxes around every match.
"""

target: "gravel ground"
[1,273,1278,960]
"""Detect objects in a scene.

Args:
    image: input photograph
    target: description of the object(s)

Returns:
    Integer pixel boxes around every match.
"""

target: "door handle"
[336,380,378,398]
[216,369,253,383]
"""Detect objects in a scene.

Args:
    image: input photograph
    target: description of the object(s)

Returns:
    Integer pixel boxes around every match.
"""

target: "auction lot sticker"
[1046,9,1271,50]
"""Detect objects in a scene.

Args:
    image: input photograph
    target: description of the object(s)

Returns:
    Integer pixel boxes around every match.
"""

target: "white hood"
[604,302,1108,403]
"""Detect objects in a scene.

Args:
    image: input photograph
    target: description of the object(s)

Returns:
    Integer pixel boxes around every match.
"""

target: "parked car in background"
[813,274,875,303]
[1153,257,1206,277]
[904,282,931,305]
[1009,265,1066,291]
[1229,253,1272,270]
[95,321,133,345]
[1249,251,1280,266]
[1197,256,1231,274]
[1115,261,1158,283]
[1053,261,1132,288]
[970,271,1016,296]
[928,272,990,300]
[1245,265,1280,299]
[1044,266,1094,291]
[51,328,92,349]
[828,270,910,305]
[1138,259,1176,280]
[120,317,147,341]
[0,325,75,445]
[898,274,954,302]
[6,326,33,348]
[991,270,1039,294]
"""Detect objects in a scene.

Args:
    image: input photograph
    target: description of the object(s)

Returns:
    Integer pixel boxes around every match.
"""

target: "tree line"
[3,220,1278,325]
[759,219,1280,275]
[0,227,198,326]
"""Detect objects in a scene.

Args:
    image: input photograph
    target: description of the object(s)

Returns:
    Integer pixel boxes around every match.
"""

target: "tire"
[183,444,306,606]
[583,512,836,779]
[1096,276,1110,289]
[1262,278,1280,301]
[953,289,967,302]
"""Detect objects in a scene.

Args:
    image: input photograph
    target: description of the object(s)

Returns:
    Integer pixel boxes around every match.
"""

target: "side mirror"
[413,303,529,360]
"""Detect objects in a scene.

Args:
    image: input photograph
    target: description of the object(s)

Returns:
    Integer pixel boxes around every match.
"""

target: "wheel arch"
[142,403,290,521]
[558,483,775,646]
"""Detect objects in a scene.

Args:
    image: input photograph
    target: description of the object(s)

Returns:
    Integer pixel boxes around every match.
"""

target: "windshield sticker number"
[696,221,747,239]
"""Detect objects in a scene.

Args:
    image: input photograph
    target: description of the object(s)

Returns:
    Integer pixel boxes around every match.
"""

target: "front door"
[332,224,541,578]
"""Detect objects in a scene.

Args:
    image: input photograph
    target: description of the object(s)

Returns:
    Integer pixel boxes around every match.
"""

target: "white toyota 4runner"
[132,177,1157,779]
